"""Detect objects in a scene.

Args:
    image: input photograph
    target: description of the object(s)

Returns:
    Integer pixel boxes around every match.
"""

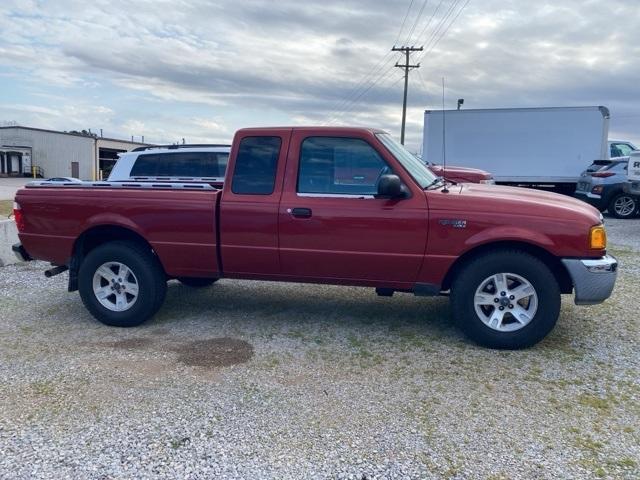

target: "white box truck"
[422,106,610,194]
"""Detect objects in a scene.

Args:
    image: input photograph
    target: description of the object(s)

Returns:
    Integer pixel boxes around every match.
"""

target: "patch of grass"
[574,435,604,454]
[577,393,614,411]
[347,335,365,349]
[31,380,55,396]
[169,437,190,449]
[0,199,13,218]
[609,457,637,468]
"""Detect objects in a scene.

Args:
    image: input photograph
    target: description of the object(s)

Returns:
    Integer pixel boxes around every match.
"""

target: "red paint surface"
[429,164,492,183]
[15,127,605,289]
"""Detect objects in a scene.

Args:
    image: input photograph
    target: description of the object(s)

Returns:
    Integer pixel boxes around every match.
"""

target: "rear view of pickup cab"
[13,127,618,349]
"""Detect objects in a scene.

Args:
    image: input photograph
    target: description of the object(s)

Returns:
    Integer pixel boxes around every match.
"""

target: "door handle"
[289,207,312,218]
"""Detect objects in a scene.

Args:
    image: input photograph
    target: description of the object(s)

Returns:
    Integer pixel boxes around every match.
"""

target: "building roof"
[0,125,151,146]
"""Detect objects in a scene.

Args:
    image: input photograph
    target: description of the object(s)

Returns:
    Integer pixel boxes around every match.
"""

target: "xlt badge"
[439,219,467,229]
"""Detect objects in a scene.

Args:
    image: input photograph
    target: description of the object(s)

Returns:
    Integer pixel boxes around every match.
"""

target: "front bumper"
[561,255,617,305]
[12,243,32,262]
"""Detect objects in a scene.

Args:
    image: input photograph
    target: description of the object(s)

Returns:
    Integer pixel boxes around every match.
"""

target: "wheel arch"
[441,240,573,294]
[69,224,164,291]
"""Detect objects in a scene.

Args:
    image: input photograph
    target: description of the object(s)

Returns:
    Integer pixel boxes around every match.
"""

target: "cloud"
[1,0,639,149]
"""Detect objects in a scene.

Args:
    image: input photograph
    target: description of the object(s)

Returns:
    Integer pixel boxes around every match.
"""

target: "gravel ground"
[0,223,638,479]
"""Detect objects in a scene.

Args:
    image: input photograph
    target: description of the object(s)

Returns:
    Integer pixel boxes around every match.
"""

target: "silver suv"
[574,158,639,219]
[108,144,230,182]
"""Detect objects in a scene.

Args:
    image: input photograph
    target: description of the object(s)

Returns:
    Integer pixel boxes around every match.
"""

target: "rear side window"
[231,137,281,195]
[130,152,228,177]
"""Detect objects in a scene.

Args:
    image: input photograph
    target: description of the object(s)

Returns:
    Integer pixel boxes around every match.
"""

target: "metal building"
[0,126,150,180]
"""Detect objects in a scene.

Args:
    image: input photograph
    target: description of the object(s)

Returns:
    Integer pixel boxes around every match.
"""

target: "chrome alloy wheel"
[614,195,636,217]
[92,262,139,312]
[473,272,538,332]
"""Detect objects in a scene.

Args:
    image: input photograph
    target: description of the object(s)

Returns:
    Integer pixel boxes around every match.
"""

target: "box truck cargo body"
[423,106,610,193]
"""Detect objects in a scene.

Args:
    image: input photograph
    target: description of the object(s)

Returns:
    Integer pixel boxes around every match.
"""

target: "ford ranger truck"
[12,127,618,349]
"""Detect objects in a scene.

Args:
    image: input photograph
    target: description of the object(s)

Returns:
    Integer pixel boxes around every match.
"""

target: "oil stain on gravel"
[173,338,254,367]
[99,336,253,368]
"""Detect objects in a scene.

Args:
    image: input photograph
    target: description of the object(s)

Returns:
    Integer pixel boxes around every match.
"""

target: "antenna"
[441,77,449,193]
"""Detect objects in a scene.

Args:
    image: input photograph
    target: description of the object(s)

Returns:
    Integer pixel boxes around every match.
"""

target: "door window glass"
[298,137,389,195]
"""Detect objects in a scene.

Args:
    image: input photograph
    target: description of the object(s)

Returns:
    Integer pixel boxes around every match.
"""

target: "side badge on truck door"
[439,219,467,229]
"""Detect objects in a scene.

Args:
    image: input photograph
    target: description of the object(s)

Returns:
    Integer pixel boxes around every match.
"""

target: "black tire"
[608,192,638,219]
[177,277,218,288]
[78,241,167,327]
[450,250,560,349]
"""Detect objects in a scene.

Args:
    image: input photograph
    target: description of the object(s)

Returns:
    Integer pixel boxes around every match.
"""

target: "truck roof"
[235,126,388,135]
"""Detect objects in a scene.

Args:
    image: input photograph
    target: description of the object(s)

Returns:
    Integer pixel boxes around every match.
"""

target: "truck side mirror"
[377,174,404,198]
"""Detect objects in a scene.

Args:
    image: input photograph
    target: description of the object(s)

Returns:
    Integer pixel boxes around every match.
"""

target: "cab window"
[231,136,281,195]
[298,137,390,195]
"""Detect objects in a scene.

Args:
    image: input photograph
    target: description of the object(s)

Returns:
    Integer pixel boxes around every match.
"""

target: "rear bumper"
[12,243,32,262]
[573,191,605,209]
[561,255,617,305]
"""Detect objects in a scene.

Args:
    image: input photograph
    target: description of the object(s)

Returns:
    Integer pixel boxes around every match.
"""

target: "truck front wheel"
[450,251,560,349]
[78,241,167,327]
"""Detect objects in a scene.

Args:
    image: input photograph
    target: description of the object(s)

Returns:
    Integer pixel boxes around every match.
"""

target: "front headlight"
[479,178,495,184]
[589,225,607,250]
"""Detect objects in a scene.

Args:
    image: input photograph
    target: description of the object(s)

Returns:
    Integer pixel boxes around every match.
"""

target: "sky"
[1,0,639,152]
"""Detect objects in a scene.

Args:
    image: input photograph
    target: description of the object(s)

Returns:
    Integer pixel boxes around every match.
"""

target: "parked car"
[108,144,230,183]
[608,140,637,158]
[110,144,494,185]
[44,177,83,183]
[13,126,617,349]
[425,161,494,184]
[574,158,639,218]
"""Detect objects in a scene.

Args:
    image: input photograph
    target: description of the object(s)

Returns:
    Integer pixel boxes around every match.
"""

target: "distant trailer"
[423,106,610,194]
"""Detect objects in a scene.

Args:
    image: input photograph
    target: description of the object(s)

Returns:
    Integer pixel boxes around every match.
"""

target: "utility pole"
[392,45,422,144]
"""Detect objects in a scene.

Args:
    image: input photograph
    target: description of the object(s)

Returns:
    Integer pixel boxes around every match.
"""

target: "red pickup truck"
[13,127,617,349]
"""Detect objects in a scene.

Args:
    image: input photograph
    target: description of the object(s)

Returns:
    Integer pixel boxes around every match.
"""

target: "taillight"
[591,171,615,178]
[13,202,25,232]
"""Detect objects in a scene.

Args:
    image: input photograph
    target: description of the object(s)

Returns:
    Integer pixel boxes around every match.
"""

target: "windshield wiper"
[425,176,446,189]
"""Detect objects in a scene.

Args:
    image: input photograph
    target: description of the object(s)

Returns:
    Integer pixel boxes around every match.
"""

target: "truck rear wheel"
[450,251,560,349]
[78,241,167,327]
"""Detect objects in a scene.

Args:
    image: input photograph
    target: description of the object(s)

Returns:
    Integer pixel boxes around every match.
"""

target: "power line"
[420,0,463,56]
[325,0,418,123]
[425,0,472,55]
[404,0,430,46]
[417,0,471,63]
[394,0,416,45]
[413,0,447,48]
[327,66,402,124]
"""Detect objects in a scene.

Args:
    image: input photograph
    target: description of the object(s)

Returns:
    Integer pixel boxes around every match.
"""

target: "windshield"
[375,133,436,188]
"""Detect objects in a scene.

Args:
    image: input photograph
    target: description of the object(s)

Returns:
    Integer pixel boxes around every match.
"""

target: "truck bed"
[15,181,221,278]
